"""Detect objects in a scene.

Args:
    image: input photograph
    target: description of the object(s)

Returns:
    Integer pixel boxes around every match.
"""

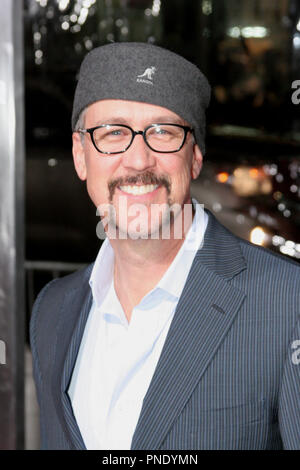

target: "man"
[30,42,300,450]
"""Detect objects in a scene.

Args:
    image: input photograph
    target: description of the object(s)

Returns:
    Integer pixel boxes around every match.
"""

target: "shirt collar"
[89,236,115,309]
[155,198,208,298]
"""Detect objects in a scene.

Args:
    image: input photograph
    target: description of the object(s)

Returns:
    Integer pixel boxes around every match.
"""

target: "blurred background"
[0,0,300,449]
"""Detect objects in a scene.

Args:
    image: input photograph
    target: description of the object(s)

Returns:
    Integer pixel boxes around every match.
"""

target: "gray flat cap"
[72,42,211,154]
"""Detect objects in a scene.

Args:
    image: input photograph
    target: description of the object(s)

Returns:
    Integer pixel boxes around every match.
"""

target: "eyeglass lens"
[92,124,186,153]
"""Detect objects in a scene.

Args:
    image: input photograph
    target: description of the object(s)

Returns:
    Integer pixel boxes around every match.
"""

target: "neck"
[109,200,195,321]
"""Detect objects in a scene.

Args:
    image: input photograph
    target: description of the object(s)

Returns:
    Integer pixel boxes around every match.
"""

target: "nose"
[121,131,156,172]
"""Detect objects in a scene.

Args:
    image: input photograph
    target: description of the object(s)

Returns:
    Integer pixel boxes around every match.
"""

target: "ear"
[191,143,203,180]
[72,132,87,181]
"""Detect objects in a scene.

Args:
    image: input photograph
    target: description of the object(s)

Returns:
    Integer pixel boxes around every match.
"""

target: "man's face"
[72,99,203,239]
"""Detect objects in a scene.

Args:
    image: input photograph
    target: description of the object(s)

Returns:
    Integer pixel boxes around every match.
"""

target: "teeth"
[119,184,158,195]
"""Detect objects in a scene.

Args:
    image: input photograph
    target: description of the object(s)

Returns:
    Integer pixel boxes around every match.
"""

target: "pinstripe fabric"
[30,210,300,450]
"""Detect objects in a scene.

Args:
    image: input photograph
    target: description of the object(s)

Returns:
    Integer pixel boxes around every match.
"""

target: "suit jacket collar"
[131,210,247,449]
[53,209,247,449]
[52,265,93,449]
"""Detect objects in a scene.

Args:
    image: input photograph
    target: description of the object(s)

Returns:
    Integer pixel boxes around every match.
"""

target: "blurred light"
[71,25,81,33]
[74,3,82,14]
[269,164,277,176]
[78,7,88,25]
[283,209,291,218]
[257,213,276,227]
[83,0,93,7]
[278,203,285,211]
[233,167,270,197]
[293,36,300,48]
[278,240,300,259]
[62,21,70,30]
[152,0,161,17]
[116,19,123,27]
[242,26,269,38]
[249,206,257,218]
[249,168,259,179]
[202,0,212,15]
[121,26,128,35]
[233,168,242,177]
[145,8,152,16]
[74,42,82,52]
[297,20,300,32]
[216,172,229,183]
[33,32,41,42]
[58,0,69,11]
[273,191,282,200]
[236,214,245,224]
[227,26,241,38]
[212,202,222,213]
[261,179,272,194]
[272,235,285,246]
[203,27,211,38]
[46,9,54,18]
[280,245,295,257]
[36,0,48,7]
[275,173,284,183]
[70,14,78,22]
[290,185,298,193]
[250,226,268,246]
[227,26,268,38]
[85,39,93,49]
[35,50,43,59]
[48,158,58,167]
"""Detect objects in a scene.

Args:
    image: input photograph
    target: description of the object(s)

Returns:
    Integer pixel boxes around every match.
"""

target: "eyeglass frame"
[76,123,194,155]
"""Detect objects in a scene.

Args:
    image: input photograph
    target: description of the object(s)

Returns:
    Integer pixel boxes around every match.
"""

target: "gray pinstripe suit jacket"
[30,210,300,450]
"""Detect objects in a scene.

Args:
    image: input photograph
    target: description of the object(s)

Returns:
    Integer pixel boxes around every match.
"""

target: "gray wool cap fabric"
[72,42,211,154]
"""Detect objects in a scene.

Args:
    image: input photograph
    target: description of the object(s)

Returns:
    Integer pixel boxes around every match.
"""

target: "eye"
[148,126,170,137]
[104,129,124,137]
[154,127,167,134]
[98,126,130,140]
[110,129,123,136]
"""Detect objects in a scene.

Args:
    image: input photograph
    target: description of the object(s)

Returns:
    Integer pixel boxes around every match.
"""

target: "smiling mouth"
[118,184,159,195]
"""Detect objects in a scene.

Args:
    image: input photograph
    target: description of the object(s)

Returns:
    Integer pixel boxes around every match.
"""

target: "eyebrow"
[94,115,188,126]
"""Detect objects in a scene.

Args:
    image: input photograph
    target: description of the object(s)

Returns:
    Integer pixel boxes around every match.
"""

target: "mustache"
[108,171,171,200]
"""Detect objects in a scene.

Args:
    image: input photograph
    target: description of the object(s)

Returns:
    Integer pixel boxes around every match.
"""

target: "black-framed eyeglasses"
[76,123,194,155]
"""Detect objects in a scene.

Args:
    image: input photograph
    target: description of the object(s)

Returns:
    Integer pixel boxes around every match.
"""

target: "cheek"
[86,176,106,208]
[84,156,117,207]
[163,158,191,195]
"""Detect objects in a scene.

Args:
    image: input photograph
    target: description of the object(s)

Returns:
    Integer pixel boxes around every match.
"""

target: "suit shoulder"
[238,237,300,274]
[236,237,300,302]
[30,263,93,341]
[39,263,93,297]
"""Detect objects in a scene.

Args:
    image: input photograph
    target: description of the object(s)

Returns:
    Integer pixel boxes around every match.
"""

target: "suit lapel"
[131,211,247,449]
[51,211,247,450]
[51,265,93,450]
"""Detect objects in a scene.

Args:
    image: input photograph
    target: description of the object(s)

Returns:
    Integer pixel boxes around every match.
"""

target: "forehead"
[84,99,187,126]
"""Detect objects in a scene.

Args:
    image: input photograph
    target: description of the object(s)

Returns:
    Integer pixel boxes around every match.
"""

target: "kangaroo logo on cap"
[137,66,156,85]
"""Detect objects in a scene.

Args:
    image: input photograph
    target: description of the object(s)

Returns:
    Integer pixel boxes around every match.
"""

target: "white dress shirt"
[68,199,208,450]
